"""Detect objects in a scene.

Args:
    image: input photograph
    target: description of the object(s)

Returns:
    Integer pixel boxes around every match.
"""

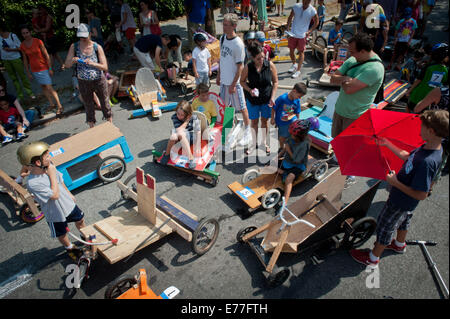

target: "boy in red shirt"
[0,96,27,145]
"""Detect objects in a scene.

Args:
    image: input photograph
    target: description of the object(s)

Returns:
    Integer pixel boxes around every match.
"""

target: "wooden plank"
[154,207,193,242]
[94,220,124,244]
[156,197,198,232]
[266,227,290,273]
[136,168,156,225]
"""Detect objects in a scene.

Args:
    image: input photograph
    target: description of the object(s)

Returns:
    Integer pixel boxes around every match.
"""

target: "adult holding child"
[64,24,112,128]
[19,25,64,117]
[240,43,278,155]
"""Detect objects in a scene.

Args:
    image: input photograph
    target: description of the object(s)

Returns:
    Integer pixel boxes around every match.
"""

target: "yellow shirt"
[191,99,217,124]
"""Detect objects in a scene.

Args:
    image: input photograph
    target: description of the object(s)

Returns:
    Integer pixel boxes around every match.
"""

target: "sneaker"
[16,133,28,141]
[350,249,379,268]
[66,247,83,261]
[238,127,252,146]
[288,63,298,73]
[385,239,406,254]
[2,135,13,145]
[291,70,301,79]
[110,96,119,104]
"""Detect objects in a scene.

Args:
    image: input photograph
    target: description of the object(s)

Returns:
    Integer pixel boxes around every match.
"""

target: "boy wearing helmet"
[192,33,212,85]
[277,118,312,204]
[17,141,85,261]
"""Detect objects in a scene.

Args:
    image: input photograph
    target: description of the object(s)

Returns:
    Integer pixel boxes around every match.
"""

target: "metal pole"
[406,240,449,299]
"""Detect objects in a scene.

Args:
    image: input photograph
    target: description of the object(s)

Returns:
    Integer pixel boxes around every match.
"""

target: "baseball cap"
[77,23,90,38]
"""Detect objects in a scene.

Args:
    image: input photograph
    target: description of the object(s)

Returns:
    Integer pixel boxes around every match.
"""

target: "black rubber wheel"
[313,162,328,182]
[236,226,257,243]
[104,275,138,299]
[192,218,220,255]
[343,31,353,42]
[97,155,126,183]
[19,203,44,223]
[342,216,377,249]
[314,35,327,62]
[120,172,137,200]
[267,267,290,288]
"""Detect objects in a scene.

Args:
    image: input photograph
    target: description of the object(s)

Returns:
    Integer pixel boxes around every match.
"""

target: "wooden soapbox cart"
[72,168,219,287]
[48,122,133,191]
[236,169,381,287]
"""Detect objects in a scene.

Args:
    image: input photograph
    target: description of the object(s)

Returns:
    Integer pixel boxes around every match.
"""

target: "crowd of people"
[1,1,449,267]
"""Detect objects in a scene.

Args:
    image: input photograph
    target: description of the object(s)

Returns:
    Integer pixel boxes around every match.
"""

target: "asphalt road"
[0,0,448,302]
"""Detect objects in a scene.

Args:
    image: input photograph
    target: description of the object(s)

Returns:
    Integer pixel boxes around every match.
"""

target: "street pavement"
[0,0,448,301]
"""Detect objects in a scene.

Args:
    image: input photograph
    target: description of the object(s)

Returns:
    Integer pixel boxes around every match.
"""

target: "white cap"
[77,23,90,38]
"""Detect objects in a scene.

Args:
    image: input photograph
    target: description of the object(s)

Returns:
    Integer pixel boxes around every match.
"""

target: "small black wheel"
[192,218,220,255]
[343,31,353,42]
[261,189,281,209]
[267,267,290,288]
[313,161,328,182]
[120,172,137,200]
[236,226,257,243]
[342,216,377,249]
[19,203,44,223]
[97,155,126,183]
[314,35,327,62]
[104,275,138,299]
[210,177,218,187]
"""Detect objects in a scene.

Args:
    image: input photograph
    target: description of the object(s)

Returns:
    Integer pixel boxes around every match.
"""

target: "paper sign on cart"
[50,148,65,157]
[237,187,255,200]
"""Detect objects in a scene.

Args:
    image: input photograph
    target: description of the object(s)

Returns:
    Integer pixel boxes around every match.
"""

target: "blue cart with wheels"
[48,122,133,191]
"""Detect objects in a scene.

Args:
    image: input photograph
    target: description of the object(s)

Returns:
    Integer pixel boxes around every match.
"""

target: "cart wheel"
[342,216,377,249]
[236,226,257,243]
[343,31,353,42]
[261,189,281,209]
[180,83,188,95]
[97,155,126,183]
[314,36,327,62]
[313,162,328,182]
[241,168,260,184]
[267,267,290,288]
[104,275,138,299]
[19,203,44,223]
[77,258,90,287]
[192,218,220,255]
[120,172,137,200]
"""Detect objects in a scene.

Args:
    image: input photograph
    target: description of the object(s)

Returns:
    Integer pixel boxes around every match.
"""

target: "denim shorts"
[47,205,84,238]
[376,200,413,246]
[246,99,271,120]
[32,69,52,86]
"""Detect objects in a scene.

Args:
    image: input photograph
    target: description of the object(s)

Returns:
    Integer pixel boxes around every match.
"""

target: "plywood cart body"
[48,123,133,191]
[0,169,44,223]
[80,168,219,265]
[227,155,329,214]
[236,169,381,287]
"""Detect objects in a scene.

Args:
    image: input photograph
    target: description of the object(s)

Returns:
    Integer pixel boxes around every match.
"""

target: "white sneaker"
[291,70,301,78]
[239,128,252,146]
[288,63,298,73]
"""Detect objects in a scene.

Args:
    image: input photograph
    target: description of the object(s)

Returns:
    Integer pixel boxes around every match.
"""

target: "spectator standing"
[139,0,160,36]
[372,14,389,56]
[35,4,65,71]
[117,0,137,53]
[103,0,122,29]
[286,0,319,79]
[192,33,211,85]
[184,0,211,49]
[86,7,104,47]
[64,24,112,128]
[240,43,278,155]
[338,0,354,22]
[387,7,417,71]
[256,0,268,31]
[317,0,326,31]
[0,24,35,101]
[275,0,286,17]
[217,13,252,146]
[20,25,64,117]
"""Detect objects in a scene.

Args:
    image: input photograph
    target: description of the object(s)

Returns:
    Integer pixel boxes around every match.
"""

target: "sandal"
[245,147,255,155]
[56,108,64,118]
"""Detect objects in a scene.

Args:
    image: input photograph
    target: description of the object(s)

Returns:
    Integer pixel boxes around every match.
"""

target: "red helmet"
[288,119,310,137]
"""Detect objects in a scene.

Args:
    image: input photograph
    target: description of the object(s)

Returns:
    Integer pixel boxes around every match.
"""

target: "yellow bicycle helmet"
[17,141,50,166]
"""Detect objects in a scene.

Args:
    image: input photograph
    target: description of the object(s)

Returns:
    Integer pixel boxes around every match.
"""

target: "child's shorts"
[47,205,84,238]
[246,99,271,120]
[279,160,304,182]
[376,200,413,246]
[278,124,290,138]
[196,72,209,85]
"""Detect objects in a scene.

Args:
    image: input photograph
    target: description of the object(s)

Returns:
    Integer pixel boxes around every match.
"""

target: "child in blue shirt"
[271,82,306,150]
[328,20,344,46]
[350,109,449,267]
[317,0,326,31]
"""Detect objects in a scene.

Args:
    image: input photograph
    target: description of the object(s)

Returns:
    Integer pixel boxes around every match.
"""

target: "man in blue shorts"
[17,141,86,261]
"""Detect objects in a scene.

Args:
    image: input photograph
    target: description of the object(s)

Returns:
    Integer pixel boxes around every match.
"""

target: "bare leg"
[283,173,295,203]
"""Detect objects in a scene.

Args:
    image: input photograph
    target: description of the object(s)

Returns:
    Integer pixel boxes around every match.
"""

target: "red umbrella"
[330,109,424,181]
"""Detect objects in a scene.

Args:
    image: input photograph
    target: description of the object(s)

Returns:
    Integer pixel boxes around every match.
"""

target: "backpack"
[345,58,385,104]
